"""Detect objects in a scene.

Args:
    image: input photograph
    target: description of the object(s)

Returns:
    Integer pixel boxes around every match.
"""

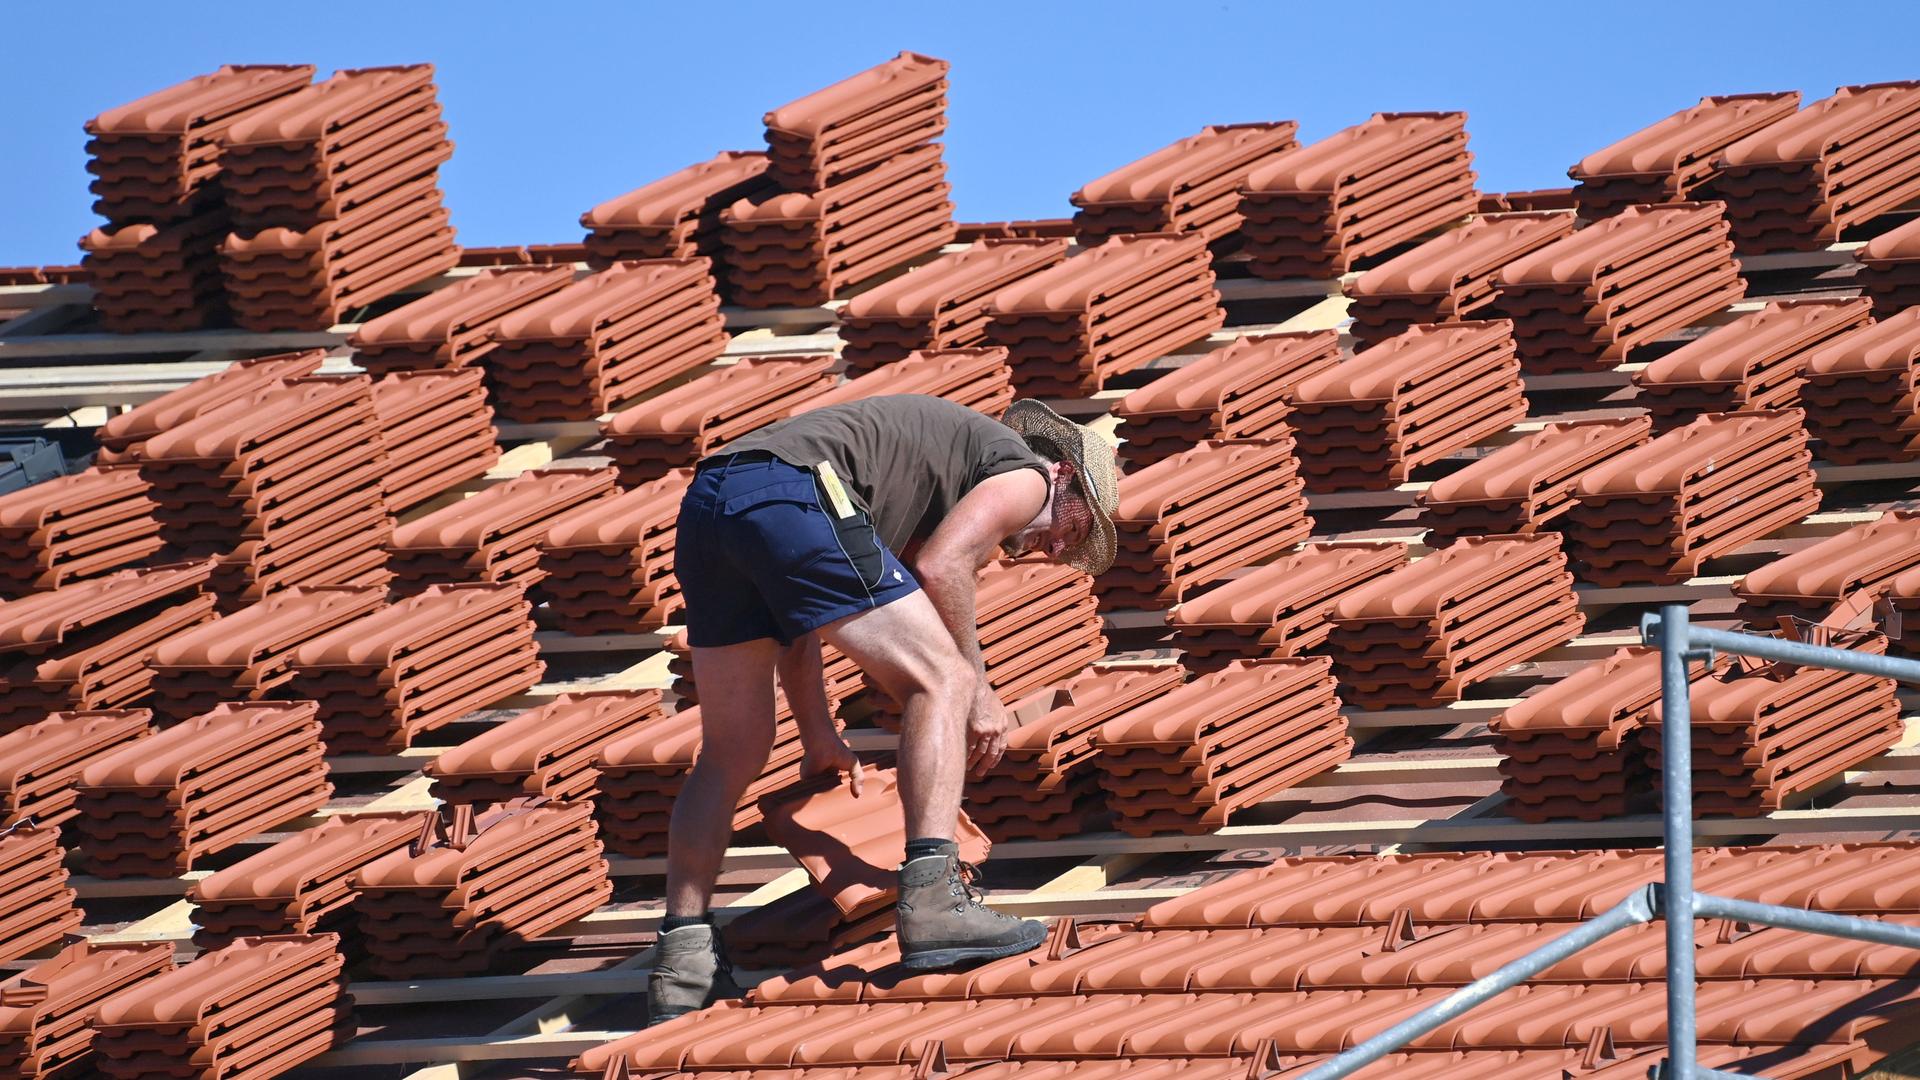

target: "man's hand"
[965,678,1012,777]
[801,736,865,797]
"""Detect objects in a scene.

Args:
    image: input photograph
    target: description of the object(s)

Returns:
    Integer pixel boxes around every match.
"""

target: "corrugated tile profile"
[1734,510,1920,628]
[539,470,691,634]
[349,265,574,373]
[386,466,616,593]
[599,357,837,484]
[94,351,324,463]
[1632,297,1872,430]
[0,940,174,1080]
[1800,305,1920,463]
[838,238,1069,370]
[1569,92,1801,218]
[0,466,164,598]
[0,822,83,963]
[1112,330,1340,469]
[796,347,1015,418]
[146,583,386,720]
[1170,541,1409,671]
[761,51,950,191]
[1419,416,1651,544]
[424,690,665,805]
[1344,210,1575,347]
[1239,112,1477,279]
[187,811,427,952]
[1072,121,1299,244]
[1856,214,1920,314]
[370,367,503,512]
[0,708,152,832]
[581,150,779,275]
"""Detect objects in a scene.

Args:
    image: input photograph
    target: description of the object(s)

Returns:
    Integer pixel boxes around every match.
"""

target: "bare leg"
[820,591,971,839]
[664,637,780,916]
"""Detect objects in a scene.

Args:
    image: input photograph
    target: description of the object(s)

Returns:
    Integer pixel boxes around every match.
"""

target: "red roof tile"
[1100,439,1310,609]
[1566,408,1818,586]
[1072,122,1299,244]
[1419,416,1650,544]
[540,470,690,634]
[95,352,324,462]
[349,265,574,372]
[147,583,385,720]
[425,690,665,805]
[91,934,352,1076]
[187,811,426,951]
[0,466,164,598]
[762,768,992,919]
[1488,201,1745,372]
[1344,211,1575,347]
[1633,297,1872,429]
[762,52,950,190]
[1736,511,1920,627]
[1240,112,1477,279]
[351,799,611,977]
[0,939,173,1080]
[487,257,727,421]
[0,822,81,964]
[1291,320,1525,491]
[1706,81,1920,251]
[985,232,1224,396]
[600,357,837,483]
[388,466,614,592]
[798,347,1015,417]
[1170,542,1409,671]
[73,701,331,877]
[839,239,1070,370]
[1570,92,1801,218]
[582,151,779,274]
[370,367,502,512]
[0,709,152,833]
[1800,306,1920,463]
[1113,330,1340,469]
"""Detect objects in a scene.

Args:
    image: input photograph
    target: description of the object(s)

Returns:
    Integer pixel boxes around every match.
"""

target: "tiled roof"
[29,53,1920,1080]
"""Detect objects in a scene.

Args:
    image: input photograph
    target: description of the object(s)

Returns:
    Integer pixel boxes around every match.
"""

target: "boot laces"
[955,859,988,906]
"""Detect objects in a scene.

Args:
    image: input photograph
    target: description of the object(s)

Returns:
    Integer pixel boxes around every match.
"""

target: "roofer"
[648,393,1120,1023]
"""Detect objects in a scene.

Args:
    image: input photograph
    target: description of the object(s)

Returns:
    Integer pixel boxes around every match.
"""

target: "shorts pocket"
[828,511,889,592]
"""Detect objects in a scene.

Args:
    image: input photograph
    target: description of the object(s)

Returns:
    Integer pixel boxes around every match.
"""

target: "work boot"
[647,923,741,1024]
[896,840,1048,971]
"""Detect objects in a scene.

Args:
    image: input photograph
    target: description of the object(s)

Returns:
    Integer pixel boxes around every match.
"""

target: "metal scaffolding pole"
[1656,604,1700,1080]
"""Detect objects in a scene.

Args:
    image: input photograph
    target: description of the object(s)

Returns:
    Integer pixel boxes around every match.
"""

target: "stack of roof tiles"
[1238,112,1477,279]
[136,374,394,606]
[722,52,957,307]
[538,471,689,634]
[1633,297,1872,431]
[386,467,614,593]
[1327,534,1582,709]
[216,64,460,330]
[90,934,353,1078]
[1111,330,1340,469]
[985,232,1226,397]
[966,664,1185,841]
[583,151,779,281]
[763,767,993,922]
[1070,122,1299,245]
[837,238,1068,371]
[1098,439,1311,610]
[186,812,426,952]
[1094,657,1349,836]
[350,799,612,978]
[0,466,164,598]
[1418,416,1651,545]
[146,583,384,721]
[595,703,836,858]
[1487,201,1746,372]
[1569,92,1801,219]
[347,264,573,373]
[484,258,727,422]
[370,367,502,512]
[1343,210,1574,348]
[1169,542,1408,672]
[584,842,1920,1078]
[721,887,900,972]
[1801,306,1920,462]
[1702,81,1920,252]
[93,350,323,464]
[1490,646,1701,822]
[863,560,1105,731]
[424,690,665,805]
[1647,629,1902,816]
[1292,320,1525,491]
[599,357,835,483]
[0,709,151,833]
[71,701,332,878]
[1733,511,1920,629]
[286,582,543,753]
[78,64,314,332]
[795,346,1014,416]
[0,940,174,1080]
[0,822,83,962]
[1564,409,1819,586]
[1856,216,1920,314]
[0,560,215,733]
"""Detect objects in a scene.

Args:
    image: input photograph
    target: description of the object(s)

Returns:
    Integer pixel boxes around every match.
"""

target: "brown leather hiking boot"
[647,923,741,1024]
[896,840,1047,971]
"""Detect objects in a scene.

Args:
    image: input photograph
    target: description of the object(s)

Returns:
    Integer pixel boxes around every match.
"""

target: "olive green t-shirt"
[722,394,1047,552]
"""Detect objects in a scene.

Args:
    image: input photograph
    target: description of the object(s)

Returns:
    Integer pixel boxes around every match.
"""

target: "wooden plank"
[532,630,672,655]
[311,1029,621,1069]
[89,900,197,944]
[0,328,351,360]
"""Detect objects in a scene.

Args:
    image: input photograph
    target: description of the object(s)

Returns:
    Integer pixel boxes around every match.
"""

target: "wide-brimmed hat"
[1001,399,1120,575]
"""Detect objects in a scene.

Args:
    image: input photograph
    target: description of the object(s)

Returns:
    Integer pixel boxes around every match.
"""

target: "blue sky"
[6,1,1918,266]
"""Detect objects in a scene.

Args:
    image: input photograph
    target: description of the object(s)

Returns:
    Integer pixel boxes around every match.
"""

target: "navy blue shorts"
[676,452,921,647]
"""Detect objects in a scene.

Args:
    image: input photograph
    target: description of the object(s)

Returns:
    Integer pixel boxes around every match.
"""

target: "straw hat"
[1001,399,1119,575]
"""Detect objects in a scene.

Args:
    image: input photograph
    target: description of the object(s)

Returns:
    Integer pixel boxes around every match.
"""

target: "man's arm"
[907,469,1048,771]
[778,631,862,795]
